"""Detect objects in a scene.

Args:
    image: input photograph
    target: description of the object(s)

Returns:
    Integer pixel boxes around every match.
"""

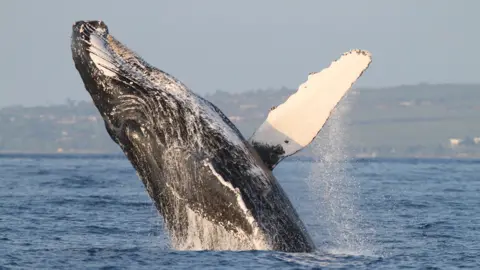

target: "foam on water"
[306,92,375,255]
[173,207,269,251]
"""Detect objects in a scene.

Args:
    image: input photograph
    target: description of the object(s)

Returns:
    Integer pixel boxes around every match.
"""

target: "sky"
[0,0,478,107]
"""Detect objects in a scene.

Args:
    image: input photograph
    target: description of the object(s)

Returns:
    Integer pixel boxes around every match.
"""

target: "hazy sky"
[0,1,478,107]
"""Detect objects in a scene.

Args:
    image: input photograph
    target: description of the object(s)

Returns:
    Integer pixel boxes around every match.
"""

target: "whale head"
[71,20,196,147]
[71,20,118,76]
[71,21,127,104]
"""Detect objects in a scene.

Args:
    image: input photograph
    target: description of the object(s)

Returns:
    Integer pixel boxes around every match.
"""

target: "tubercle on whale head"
[72,20,109,36]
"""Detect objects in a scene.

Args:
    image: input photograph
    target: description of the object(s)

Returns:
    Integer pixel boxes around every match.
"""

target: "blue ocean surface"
[0,154,479,269]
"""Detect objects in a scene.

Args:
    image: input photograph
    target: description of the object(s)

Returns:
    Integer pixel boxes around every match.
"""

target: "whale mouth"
[72,20,119,77]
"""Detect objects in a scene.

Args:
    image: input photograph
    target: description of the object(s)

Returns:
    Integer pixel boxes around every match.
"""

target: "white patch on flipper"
[88,35,117,77]
[250,49,372,158]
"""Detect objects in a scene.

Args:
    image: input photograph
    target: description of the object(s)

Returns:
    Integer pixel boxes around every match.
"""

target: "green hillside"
[1,84,479,157]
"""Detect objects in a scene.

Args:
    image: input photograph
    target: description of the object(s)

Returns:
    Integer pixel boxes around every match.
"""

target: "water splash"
[306,92,375,255]
[171,207,269,251]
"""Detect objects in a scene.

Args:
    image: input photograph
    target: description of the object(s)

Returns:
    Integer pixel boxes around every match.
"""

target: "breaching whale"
[70,20,371,252]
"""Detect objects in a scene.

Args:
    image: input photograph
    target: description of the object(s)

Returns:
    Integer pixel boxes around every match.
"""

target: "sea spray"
[306,91,374,255]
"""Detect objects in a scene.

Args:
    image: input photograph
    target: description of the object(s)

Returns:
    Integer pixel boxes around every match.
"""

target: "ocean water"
[0,154,479,269]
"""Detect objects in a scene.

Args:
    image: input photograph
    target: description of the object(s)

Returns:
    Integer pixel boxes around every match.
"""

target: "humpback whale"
[70,20,371,252]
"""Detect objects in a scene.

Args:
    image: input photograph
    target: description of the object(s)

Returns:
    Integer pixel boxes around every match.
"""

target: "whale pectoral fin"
[249,49,372,169]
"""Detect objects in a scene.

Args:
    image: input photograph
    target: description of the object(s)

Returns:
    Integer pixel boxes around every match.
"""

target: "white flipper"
[249,49,372,169]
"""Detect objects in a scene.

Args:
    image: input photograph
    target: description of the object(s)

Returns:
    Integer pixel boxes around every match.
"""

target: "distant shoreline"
[2,83,480,158]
